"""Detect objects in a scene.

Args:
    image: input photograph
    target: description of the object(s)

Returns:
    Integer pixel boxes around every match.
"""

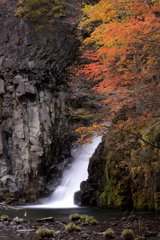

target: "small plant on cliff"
[122,229,134,240]
[1,215,9,221]
[103,228,115,239]
[36,228,55,237]
[15,0,65,27]
[65,222,81,232]
[69,213,81,221]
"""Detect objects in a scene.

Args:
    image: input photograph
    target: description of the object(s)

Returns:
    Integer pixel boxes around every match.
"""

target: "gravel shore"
[0,214,160,240]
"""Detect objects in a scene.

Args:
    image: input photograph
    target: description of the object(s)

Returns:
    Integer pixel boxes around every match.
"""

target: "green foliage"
[132,189,149,210]
[65,222,81,232]
[36,228,55,237]
[130,147,155,168]
[98,115,160,210]
[103,228,115,239]
[15,0,64,23]
[99,191,108,207]
[140,120,160,148]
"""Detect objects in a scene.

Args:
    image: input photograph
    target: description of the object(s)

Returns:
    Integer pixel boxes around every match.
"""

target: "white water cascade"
[41,136,102,208]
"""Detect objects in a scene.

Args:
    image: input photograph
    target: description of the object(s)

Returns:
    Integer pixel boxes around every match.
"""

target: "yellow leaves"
[80,0,135,29]
[77,0,160,146]
[14,7,24,17]
[151,161,159,170]
[76,127,86,133]
[82,4,92,15]
[18,0,25,4]
[76,123,107,144]
[130,166,143,178]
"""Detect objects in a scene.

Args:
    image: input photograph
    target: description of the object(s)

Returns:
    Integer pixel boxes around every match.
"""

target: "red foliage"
[77,0,160,142]
[79,0,160,116]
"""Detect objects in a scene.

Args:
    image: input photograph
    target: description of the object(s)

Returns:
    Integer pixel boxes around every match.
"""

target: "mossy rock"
[80,214,88,220]
[154,192,160,211]
[99,184,132,209]
[141,120,160,144]
[132,190,148,210]
[36,228,55,237]
[65,222,81,232]
[98,147,133,209]
[1,215,9,221]
[144,231,158,237]
[98,191,108,207]
[83,216,98,225]
[122,229,134,240]
[69,213,81,221]
[103,228,115,239]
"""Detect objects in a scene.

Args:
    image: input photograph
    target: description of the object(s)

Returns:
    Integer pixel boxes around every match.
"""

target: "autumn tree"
[76,0,160,144]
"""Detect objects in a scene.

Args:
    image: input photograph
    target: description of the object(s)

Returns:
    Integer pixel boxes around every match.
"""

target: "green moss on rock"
[154,192,160,211]
[132,189,148,210]
[88,117,160,210]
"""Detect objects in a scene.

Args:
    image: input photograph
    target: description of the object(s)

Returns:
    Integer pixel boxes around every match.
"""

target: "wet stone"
[0,222,4,229]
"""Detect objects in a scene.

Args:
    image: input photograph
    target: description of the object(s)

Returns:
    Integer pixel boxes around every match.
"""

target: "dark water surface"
[0,206,160,221]
[0,206,160,240]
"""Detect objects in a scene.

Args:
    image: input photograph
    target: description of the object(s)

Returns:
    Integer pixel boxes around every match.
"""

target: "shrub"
[103,228,115,239]
[122,229,134,240]
[15,0,64,22]
[65,222,81,232]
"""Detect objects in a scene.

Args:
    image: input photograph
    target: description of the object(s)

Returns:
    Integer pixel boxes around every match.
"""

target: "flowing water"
[1,135,160,239]
[36,136,102,208]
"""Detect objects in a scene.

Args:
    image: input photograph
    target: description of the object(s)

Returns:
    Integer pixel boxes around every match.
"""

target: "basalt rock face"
[77,140,107,207]
[0,0,79,202]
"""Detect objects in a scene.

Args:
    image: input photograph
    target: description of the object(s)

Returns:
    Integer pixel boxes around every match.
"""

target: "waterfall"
[39,136,101,208]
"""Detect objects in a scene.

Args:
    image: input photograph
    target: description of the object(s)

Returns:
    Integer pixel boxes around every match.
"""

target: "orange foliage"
[76,123,107,144]
[77,0,160,143]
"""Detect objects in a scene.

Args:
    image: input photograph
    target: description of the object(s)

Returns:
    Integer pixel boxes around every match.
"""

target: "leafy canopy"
[77,0,160,143]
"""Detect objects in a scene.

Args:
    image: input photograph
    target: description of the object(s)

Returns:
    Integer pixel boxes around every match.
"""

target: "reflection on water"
[0,207,160,222]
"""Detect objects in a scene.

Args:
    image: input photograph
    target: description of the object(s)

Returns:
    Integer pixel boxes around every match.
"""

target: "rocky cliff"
[0,0,80,203]
[78,117,160,211]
